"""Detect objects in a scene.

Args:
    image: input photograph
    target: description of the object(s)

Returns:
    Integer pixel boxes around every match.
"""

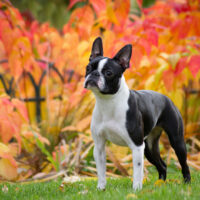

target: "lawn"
[0,171,199,200]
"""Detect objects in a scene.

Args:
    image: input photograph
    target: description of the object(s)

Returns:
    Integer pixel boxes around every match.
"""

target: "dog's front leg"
[132,143,145,191]
[93,138,106,190]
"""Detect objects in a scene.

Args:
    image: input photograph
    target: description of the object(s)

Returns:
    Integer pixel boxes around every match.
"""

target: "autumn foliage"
[0,0,200,181]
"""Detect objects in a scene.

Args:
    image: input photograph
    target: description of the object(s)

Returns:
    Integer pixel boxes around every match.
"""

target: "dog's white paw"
[97,182,106,190]
[133,182,142,191]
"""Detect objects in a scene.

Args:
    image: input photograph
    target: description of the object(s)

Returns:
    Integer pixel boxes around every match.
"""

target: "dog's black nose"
[92,71,100,77]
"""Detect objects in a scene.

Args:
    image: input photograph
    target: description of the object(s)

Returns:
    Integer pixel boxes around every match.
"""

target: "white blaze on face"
[84,74,91,88]
[97,58,108,91]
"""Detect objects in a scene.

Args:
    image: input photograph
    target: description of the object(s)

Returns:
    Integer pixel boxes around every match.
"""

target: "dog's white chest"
[91,81,130,146]
[98,119,127,146]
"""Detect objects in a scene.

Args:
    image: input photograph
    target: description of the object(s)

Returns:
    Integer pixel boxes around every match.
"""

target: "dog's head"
[84,37,132,95]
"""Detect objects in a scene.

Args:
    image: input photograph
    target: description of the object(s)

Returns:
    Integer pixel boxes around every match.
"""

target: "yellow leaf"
[0,158,18,180]
[154,65,169,86]
[185,122,200,136]
[106,3,119,25]
[78,41,89,56]
[109,144,129,160]
[143,176,149,184]
[76,116,92,132]
[140,56,150,67]
[81,177,97,181]
[0,142,10,154]
[59,183,65,192]
[166,179,181,184]
[41,162,53,173]
[126,193,138,199]
[8,143,19,157]
[154,179,165,187]
[145,75,155,90]
[170,89,183,110]
[0,93,10,99]
[168,53,181,69]
[61,125,77,132]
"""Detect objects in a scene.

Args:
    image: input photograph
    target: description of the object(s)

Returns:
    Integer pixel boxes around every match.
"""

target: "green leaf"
[35,135,59,171]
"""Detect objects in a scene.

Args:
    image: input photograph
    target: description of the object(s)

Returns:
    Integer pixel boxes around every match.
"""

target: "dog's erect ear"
[89,37,103,61]
[113,44,132,69]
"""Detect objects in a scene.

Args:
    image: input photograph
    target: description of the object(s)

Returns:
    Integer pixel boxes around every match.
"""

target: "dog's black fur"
[127,89,191,182]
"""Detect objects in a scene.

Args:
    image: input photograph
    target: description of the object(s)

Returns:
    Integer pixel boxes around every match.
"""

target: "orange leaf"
[132,46,143,68]
[163,69,174,91]
[114,0,130,25]
[138,38,151,56]
[61,116,92,132]
[22,131,50,145]
[12,99,29,122]
[0,158,18,180]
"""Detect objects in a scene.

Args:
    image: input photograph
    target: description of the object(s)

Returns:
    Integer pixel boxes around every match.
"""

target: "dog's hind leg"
[163,125,191,182]
[161,104,191,183]
[144,127,167,180]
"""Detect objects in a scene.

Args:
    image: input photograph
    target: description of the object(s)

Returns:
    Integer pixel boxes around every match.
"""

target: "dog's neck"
[93,76,130,104]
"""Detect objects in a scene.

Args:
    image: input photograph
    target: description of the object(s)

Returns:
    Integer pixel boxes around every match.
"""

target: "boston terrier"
[84,37,191,190]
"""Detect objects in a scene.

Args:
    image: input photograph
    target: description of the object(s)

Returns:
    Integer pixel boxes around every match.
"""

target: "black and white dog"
[84,37,191,190]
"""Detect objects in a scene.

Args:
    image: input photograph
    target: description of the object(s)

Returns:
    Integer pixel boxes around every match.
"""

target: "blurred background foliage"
[11,0,72,29]
[0,0,200,182]
[10,0,155,29]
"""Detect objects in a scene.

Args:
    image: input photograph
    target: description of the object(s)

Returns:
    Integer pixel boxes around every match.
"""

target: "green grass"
[0,172,199,200]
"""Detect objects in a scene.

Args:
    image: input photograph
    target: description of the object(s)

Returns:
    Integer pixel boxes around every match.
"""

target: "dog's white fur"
[87,59,145,190]
[97,58,107,91]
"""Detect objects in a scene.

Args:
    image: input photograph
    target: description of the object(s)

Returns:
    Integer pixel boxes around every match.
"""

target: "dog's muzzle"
[84,79,98,88]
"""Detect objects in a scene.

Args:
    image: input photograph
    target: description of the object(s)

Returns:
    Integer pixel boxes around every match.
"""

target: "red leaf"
[146,29,158,47]
[89,0,106,15]
[175,57,187,75]
[136,0,143,10]
[171,16,192,39]
[172,2,190,13]
[188,55,200,77]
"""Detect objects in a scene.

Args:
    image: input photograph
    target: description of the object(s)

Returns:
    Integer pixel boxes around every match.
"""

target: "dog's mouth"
[84,80,98,89]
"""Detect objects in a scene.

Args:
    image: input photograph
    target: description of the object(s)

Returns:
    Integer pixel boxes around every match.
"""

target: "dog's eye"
[105,71,113,77]
[86,65,92,73]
